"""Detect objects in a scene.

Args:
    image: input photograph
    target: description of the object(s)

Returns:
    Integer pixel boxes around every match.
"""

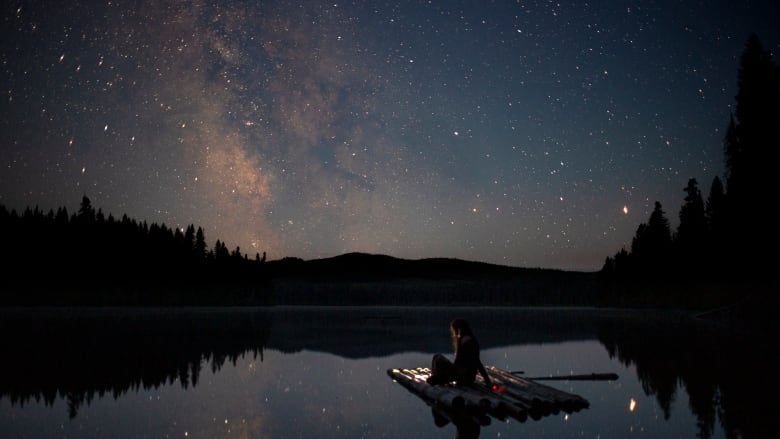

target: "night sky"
[2,1,779,271]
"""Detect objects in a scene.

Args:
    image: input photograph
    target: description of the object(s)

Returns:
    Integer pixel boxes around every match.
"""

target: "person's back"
[453,334,481,384]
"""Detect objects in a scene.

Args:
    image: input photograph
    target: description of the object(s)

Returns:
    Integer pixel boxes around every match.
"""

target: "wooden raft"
[387,365,589,424]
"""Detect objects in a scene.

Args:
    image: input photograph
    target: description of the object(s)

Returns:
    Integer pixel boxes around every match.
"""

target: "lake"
[0,307,775,438]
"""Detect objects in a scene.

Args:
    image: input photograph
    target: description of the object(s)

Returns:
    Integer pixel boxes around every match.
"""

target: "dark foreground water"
[0,307,775,438]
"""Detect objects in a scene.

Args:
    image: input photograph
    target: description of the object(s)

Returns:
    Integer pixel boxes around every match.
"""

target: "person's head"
[450,318,473,352]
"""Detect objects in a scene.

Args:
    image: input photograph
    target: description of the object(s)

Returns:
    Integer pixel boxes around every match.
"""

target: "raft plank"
[487,366,590,412]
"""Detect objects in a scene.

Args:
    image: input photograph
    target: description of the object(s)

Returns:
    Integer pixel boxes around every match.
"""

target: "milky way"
[2,1,779,270]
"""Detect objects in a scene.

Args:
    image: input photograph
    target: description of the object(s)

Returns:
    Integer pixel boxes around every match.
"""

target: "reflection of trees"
[598,314,777,438]
[0,310,270,418]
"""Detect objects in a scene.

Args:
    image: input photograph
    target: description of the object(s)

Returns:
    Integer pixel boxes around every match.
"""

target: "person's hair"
[450,318,473,335]
[450,318,473,352]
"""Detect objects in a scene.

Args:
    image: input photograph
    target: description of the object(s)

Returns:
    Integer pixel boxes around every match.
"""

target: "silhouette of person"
[427,318,492,388]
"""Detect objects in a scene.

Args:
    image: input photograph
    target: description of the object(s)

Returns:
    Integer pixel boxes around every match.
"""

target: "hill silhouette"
[269,251,537,279]
[267,252,597,306]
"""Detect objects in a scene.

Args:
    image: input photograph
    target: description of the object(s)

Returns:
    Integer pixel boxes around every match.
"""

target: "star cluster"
[2,1,779,271]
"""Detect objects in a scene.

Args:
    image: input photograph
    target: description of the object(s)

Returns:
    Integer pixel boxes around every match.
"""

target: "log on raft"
[388,368,493,427]
[486,366,590,413]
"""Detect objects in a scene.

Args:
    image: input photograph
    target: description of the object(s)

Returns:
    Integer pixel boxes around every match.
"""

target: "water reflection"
[597,312,777,438]
[0,307,775,438]
[430,406,482,439]
[0,308,270,418]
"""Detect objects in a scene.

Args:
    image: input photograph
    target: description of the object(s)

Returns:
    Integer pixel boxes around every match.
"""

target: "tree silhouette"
[704,176,727,271]
[675,178,706,274]
[0,197,272,305]
[705,177,726,239]
[184,225,195,255]
[602,33,780,297]
[724,33,780,272]
[77,195,95,224]
[195,227,207,259]
[631,202,672,276]
[723,115,742,199]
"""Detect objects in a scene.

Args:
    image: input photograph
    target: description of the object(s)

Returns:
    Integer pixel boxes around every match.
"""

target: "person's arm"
[478,361,492,387]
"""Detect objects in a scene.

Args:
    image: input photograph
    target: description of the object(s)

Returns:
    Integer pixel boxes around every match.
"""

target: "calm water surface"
[0,307,774,438]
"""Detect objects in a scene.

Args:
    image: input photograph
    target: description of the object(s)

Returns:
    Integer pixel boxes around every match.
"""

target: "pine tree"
[705,177,726,245]
[195,227,207,259]
[675,178,706,267]
[631,202,672,276]
[77,195,95,223]
[184,224,195,254]
[723,33,780,272]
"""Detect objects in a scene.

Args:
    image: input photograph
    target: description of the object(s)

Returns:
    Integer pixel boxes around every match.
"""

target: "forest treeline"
[600,34,779,306]
[0,196,272,305]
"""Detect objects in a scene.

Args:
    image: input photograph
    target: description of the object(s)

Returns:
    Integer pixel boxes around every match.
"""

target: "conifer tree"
[195,227,207,259]
[631,202,672,276]
[184,225,195,254]
[705,177,726,245]
[723,33,780,272]
[676,178,706,264]
[77,195,95,223]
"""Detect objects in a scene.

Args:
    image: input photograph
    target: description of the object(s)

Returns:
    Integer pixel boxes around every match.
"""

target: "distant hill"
[266,252,599,306]
[267,251,548,279]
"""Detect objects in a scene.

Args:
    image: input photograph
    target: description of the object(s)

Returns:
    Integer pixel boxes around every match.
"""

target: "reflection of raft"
[387,366,589,425]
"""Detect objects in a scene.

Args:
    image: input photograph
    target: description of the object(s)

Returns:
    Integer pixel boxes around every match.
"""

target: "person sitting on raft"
[427,318,492,388]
